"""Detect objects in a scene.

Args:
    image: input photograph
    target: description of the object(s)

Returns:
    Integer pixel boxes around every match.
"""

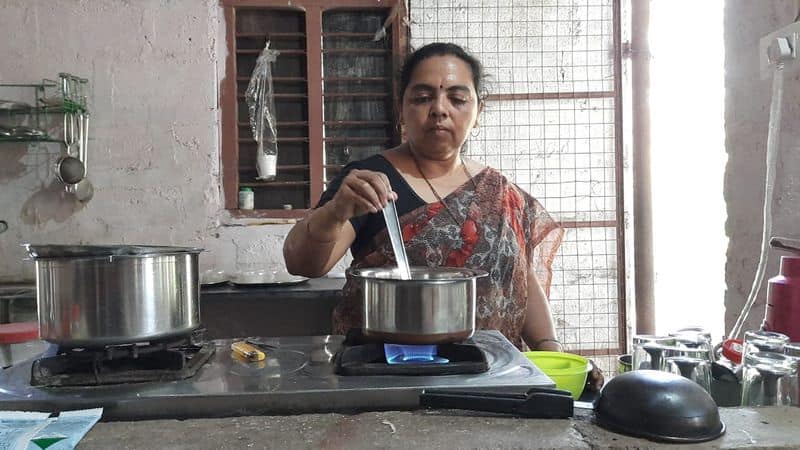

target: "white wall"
[0,0,347,281]
[724,0,800,334]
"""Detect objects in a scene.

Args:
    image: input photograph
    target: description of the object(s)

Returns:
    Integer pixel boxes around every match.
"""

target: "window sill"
[224,208,307,224]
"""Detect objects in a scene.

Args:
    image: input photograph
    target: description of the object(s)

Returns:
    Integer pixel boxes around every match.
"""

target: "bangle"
[305,219,337,245]
[532,338,562,350]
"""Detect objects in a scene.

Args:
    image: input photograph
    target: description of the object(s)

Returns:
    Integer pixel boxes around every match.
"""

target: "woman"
[284,43,563,352]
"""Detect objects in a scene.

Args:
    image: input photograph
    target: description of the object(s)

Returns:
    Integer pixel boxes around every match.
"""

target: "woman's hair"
[398,42,488,102]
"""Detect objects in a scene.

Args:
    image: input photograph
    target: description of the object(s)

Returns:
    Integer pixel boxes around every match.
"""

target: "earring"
[470,127,480,138]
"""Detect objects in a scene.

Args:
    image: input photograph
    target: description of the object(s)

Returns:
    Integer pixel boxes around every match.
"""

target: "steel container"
[348,266,488,344]
[26,245,202,347]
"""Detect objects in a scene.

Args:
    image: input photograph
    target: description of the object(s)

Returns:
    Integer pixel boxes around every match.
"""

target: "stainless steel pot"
[348,266,488,344]
[25,244,202,347]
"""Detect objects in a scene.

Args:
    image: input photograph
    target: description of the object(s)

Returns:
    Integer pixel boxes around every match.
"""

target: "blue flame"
[383,344,450,364]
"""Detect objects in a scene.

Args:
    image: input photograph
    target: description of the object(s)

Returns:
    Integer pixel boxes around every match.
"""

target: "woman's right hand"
[328,169,397,221]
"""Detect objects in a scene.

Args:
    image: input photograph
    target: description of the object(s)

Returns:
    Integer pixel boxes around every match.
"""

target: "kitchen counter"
[201,276,345,297]
[200,277,345,338]
[0,332,548,420]
[0,283,35,323]
[0,277,347,337]
[0,276,345,301]
[77,406,800,449]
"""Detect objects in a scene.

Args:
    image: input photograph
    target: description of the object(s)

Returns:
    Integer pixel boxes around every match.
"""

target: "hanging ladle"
[67,112,94,202]
[54,112,85,185]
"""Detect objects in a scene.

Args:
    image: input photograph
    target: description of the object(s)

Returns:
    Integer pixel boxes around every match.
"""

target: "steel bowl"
[348,266,488,344]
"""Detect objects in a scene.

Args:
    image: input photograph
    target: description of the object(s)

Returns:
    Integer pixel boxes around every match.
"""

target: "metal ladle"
[54,112,85,185]
[68,112,93,202]
[55,73,93,203]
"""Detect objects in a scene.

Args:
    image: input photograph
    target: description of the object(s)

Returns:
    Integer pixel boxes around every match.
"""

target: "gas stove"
[334,328,490,376]
[30,335,216,387]
[0,330,553,421]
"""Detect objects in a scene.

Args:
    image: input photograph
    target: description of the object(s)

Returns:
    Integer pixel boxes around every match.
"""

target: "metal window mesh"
[409,0,623,374]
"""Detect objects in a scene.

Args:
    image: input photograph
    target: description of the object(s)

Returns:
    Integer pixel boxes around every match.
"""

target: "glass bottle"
[742,330,789,362]
[741,351,797,407]
[669,326,713,345]
[632,335,675,371]
[667,356,712,392]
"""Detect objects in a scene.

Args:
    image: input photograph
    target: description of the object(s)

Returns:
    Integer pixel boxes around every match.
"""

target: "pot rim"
[23,244,204,260]
[347,266,488,282]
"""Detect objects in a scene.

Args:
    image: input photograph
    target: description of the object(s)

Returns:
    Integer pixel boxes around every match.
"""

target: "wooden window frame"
[220,0,408,219]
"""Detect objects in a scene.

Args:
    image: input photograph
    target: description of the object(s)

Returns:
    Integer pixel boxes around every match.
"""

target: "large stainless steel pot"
[348,266,488,344]
[25,244,202,347]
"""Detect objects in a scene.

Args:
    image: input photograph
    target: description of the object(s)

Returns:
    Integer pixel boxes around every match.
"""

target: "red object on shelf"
[765,256,800,341]
[0,322,39,344]
[722,339,743,365]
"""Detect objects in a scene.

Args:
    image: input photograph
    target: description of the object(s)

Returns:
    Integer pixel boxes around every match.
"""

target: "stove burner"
[383,344,449,364]
[334,329,488,376]
[30,335,215,387]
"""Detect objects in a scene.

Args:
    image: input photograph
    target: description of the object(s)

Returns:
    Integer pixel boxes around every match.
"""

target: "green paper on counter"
[0,407,103,450]
[30,436,66,449]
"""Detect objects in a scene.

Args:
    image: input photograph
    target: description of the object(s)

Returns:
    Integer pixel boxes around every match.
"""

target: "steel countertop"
[0,330,554,421]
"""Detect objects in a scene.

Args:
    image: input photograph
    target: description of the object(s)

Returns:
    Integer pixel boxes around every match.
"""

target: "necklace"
[410,151,477,228]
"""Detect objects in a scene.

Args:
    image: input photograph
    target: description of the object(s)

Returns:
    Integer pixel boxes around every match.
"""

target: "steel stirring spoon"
[382,200,411,280]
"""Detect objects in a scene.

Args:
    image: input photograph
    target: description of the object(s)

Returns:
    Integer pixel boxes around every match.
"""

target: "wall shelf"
[0,136,62,143]
[222,3,405,214]
[0,75,90,146]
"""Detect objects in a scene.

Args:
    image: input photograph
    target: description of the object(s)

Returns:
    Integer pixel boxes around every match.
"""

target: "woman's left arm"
[521,268,562,351]
[523,266,606,391]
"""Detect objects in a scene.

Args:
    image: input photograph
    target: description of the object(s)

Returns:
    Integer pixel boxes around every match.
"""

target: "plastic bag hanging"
[245,41,280,180]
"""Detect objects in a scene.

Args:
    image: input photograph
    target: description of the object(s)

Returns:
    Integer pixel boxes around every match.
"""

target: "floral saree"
[332,167,563,349]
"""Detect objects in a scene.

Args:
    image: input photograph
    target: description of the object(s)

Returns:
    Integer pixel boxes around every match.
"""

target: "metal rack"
[0,73,89,144]
[0,73,93,202]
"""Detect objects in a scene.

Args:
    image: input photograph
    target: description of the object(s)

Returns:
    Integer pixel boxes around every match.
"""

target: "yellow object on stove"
[231,341,265,362]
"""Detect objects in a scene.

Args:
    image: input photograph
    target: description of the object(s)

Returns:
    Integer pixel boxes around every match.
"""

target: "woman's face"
[401,55,482,160]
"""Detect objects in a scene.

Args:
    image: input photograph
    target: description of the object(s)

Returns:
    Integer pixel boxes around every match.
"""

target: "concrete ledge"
[78,406,800,449]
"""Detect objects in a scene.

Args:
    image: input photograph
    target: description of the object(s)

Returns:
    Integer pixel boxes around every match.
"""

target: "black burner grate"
[334,329,489,376]
[30,336,216,387]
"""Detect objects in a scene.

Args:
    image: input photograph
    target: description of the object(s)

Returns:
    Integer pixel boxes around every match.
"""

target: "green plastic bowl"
[524,351,590,399]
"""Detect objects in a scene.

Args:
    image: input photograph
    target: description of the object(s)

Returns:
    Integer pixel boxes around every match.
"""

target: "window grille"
[409,0,625,373]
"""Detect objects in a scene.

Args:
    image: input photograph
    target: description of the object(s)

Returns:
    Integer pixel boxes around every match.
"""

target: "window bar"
[612,0,628,353]
[222,5,239,209]
[306,6,324,206]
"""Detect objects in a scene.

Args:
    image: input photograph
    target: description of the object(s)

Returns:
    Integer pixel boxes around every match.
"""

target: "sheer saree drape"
[333,167,563,349]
